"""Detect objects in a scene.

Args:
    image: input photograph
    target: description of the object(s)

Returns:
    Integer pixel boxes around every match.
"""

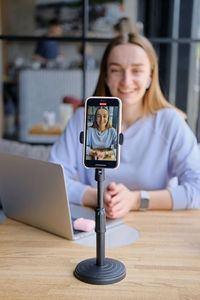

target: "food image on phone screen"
[83,97,121,169]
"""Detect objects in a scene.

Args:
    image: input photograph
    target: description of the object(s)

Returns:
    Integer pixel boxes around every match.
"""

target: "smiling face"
[106,43,151,109]
[96,108,109,131]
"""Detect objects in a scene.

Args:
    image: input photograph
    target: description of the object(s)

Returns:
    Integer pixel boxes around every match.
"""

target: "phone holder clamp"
[79,131,124,145]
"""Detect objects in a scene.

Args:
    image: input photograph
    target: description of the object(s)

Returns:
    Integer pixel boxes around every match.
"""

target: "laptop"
[0,152,123,240]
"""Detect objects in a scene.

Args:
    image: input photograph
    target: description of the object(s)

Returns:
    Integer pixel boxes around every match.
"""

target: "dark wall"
[138,0,194,114]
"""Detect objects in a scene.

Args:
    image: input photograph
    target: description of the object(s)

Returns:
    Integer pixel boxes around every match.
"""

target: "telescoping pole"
[95,168,106,266]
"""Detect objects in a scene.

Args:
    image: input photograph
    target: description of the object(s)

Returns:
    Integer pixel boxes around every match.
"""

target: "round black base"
[74,257,126,285]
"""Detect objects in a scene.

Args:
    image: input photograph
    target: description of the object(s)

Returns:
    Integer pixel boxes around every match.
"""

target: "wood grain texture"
[29,123,62,135]
[0,211,200,300]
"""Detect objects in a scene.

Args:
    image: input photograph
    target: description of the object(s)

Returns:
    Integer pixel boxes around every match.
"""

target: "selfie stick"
[74,132,126,285]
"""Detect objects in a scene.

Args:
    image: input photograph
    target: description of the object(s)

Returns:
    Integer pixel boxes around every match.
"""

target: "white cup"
[43,111,56,128]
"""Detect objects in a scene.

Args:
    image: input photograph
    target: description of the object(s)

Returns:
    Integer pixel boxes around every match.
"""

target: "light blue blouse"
[86,127,117,155]
[49,107,200,210]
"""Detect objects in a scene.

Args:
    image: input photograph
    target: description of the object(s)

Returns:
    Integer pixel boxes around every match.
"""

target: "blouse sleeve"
[167,112,200,209]
[48,108,91,205]
[86,128,92,155]
[110,127,118,156]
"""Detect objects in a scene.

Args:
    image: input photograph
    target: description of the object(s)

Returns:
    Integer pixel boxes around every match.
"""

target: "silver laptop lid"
[0,152,73,239]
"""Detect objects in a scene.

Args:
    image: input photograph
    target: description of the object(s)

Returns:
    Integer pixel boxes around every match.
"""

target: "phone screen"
[83,97,121,169]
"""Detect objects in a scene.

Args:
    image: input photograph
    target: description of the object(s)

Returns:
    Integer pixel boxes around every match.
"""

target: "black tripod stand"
[74,168,126,285]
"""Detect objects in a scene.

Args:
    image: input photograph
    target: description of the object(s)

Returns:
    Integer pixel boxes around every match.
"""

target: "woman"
[86,106,117,160]
[49,33,200,219]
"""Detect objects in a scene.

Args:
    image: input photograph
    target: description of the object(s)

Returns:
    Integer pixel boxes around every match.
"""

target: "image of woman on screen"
[86,107,117,160]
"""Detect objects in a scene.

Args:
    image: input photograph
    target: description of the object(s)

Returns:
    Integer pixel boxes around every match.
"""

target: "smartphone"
[83,96,121,169]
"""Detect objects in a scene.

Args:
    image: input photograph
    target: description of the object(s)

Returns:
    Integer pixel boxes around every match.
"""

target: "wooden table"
[86,148,116,161]
[0,210,200,299]
[29,123,62,135]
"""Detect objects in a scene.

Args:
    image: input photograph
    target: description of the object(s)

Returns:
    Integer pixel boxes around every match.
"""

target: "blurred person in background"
[113,17,137,36]
[33,18,63,65]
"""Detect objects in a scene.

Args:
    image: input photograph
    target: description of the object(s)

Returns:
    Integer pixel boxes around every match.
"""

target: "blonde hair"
[94,33,186,119]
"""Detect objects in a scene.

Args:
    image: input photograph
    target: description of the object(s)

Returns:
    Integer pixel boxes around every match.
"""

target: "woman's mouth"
[119,88,136,95]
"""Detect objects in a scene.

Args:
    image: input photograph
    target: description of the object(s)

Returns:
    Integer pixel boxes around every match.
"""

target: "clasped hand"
[103,182,140,219]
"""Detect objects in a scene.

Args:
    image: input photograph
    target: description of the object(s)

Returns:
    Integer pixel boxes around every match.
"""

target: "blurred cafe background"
[0,0,200,145]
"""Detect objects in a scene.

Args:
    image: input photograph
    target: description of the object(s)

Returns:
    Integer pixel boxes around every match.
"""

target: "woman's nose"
[121,70,132,86]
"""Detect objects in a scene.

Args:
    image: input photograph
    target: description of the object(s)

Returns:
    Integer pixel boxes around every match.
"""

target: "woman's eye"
[110,69,122,73]
[132,69,143,74]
